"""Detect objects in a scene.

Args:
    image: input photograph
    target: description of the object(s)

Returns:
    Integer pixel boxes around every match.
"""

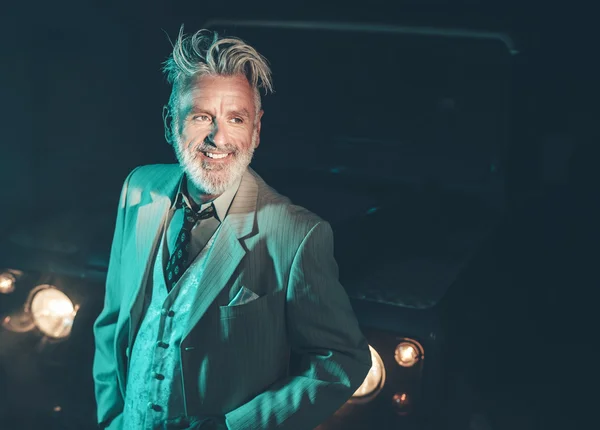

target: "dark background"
[1,1,598,428]
[1,0,598,222]
[1,0,598,226]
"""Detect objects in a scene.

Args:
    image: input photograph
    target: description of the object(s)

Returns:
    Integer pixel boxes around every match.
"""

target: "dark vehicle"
[0,20,516,429]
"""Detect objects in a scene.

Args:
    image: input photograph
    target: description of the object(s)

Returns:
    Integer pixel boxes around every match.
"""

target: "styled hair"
[162,26,273,143]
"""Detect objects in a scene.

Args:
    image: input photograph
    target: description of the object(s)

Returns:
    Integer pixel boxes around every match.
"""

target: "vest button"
[148,402,162,412]
[157,341,169,349]
[153,372,165,380]
[161,309,175,317]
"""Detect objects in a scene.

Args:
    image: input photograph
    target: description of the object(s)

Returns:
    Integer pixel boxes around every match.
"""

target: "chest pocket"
[217,291,284,347]
[218,290,274,319]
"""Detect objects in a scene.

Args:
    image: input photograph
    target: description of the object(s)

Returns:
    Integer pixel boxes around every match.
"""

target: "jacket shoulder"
[122,164,181,202]
[253,171,325,243]
[128,164,181,186]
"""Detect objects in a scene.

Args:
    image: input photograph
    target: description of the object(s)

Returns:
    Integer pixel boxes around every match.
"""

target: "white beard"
[173,130,257,196]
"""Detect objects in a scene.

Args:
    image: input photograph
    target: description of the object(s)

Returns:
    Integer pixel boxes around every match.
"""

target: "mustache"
[194,143,238,153]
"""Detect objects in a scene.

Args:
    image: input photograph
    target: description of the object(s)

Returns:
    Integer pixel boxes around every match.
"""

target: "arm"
[224,221,372,429]
[93,168,137,428]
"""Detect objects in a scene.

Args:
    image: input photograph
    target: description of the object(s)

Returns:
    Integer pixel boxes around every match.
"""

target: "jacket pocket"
[218,291,275,320]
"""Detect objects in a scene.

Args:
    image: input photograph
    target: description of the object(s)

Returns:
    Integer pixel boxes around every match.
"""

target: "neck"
[185,176,221,206]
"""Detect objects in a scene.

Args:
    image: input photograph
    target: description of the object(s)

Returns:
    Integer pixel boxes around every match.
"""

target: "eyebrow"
[229,108,251,119]
[189,107,251,119]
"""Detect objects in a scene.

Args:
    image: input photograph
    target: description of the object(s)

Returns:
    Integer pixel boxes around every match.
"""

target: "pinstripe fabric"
[93,164,372,430]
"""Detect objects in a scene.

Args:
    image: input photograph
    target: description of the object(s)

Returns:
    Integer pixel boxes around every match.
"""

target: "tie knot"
[197,205,216,220]
[178,199,215,225]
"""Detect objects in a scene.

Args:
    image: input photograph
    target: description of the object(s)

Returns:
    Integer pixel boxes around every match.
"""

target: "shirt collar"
[173,173,243,222]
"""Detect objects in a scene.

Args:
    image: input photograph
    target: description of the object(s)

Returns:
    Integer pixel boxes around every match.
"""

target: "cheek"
[234,130,256,149]
[181,127,207,147]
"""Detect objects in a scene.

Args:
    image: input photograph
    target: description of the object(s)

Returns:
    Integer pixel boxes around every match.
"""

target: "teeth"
[204,152,229,159]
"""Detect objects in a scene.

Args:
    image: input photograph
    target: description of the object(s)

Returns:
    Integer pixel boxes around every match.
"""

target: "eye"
[230,117,243,124]
[193,115,211,123]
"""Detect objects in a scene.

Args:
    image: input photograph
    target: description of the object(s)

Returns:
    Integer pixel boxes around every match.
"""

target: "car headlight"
[350,345,386,403]
[394,339,424,368]
[30,286,78,339]
[0,271,16,294]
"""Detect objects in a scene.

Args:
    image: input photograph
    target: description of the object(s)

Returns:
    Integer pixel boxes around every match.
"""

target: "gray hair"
[162,26,273,140]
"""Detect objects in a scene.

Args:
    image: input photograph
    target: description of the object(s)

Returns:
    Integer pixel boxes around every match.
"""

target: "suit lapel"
[183,169,259,338]
[127,169,183,342]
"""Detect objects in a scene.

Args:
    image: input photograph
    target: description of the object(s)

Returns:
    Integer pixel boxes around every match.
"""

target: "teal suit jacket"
[93,164,372,429]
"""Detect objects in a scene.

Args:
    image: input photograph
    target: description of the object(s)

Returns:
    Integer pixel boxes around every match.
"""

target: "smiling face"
[172,74,263,199]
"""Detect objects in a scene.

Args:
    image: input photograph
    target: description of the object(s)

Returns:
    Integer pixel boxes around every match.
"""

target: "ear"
[163,105,174,145]
[254,109,264,149]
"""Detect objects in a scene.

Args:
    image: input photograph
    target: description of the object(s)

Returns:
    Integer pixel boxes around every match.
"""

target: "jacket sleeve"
[224,221,372,429]
[93,168,138,428]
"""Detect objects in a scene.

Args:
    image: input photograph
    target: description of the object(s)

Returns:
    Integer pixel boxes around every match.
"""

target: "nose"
[205,120,227,147]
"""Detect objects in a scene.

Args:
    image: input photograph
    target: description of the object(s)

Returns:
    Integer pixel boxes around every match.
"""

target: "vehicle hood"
[262,169,503,310]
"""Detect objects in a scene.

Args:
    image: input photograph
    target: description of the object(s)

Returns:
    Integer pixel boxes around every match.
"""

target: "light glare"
[0,272,16,294]
[395,341,422,367]
[393,392,412,415]
[351,345,386,402]
[30,287,77,339]
[48,298,73,315]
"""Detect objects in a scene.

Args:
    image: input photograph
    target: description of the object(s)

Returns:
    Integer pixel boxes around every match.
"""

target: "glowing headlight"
[30,286,78,339]
[350,345,386,403]
[0,272,16,294]
[394,340,423,367]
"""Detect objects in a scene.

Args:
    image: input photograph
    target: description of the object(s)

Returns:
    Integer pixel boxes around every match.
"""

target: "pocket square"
[227,286,260,307]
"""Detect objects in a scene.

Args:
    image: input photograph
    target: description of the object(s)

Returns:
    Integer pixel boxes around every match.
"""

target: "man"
[93,27,371,430]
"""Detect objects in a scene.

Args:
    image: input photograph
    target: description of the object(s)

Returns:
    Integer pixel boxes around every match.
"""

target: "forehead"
[179,74,255,111]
